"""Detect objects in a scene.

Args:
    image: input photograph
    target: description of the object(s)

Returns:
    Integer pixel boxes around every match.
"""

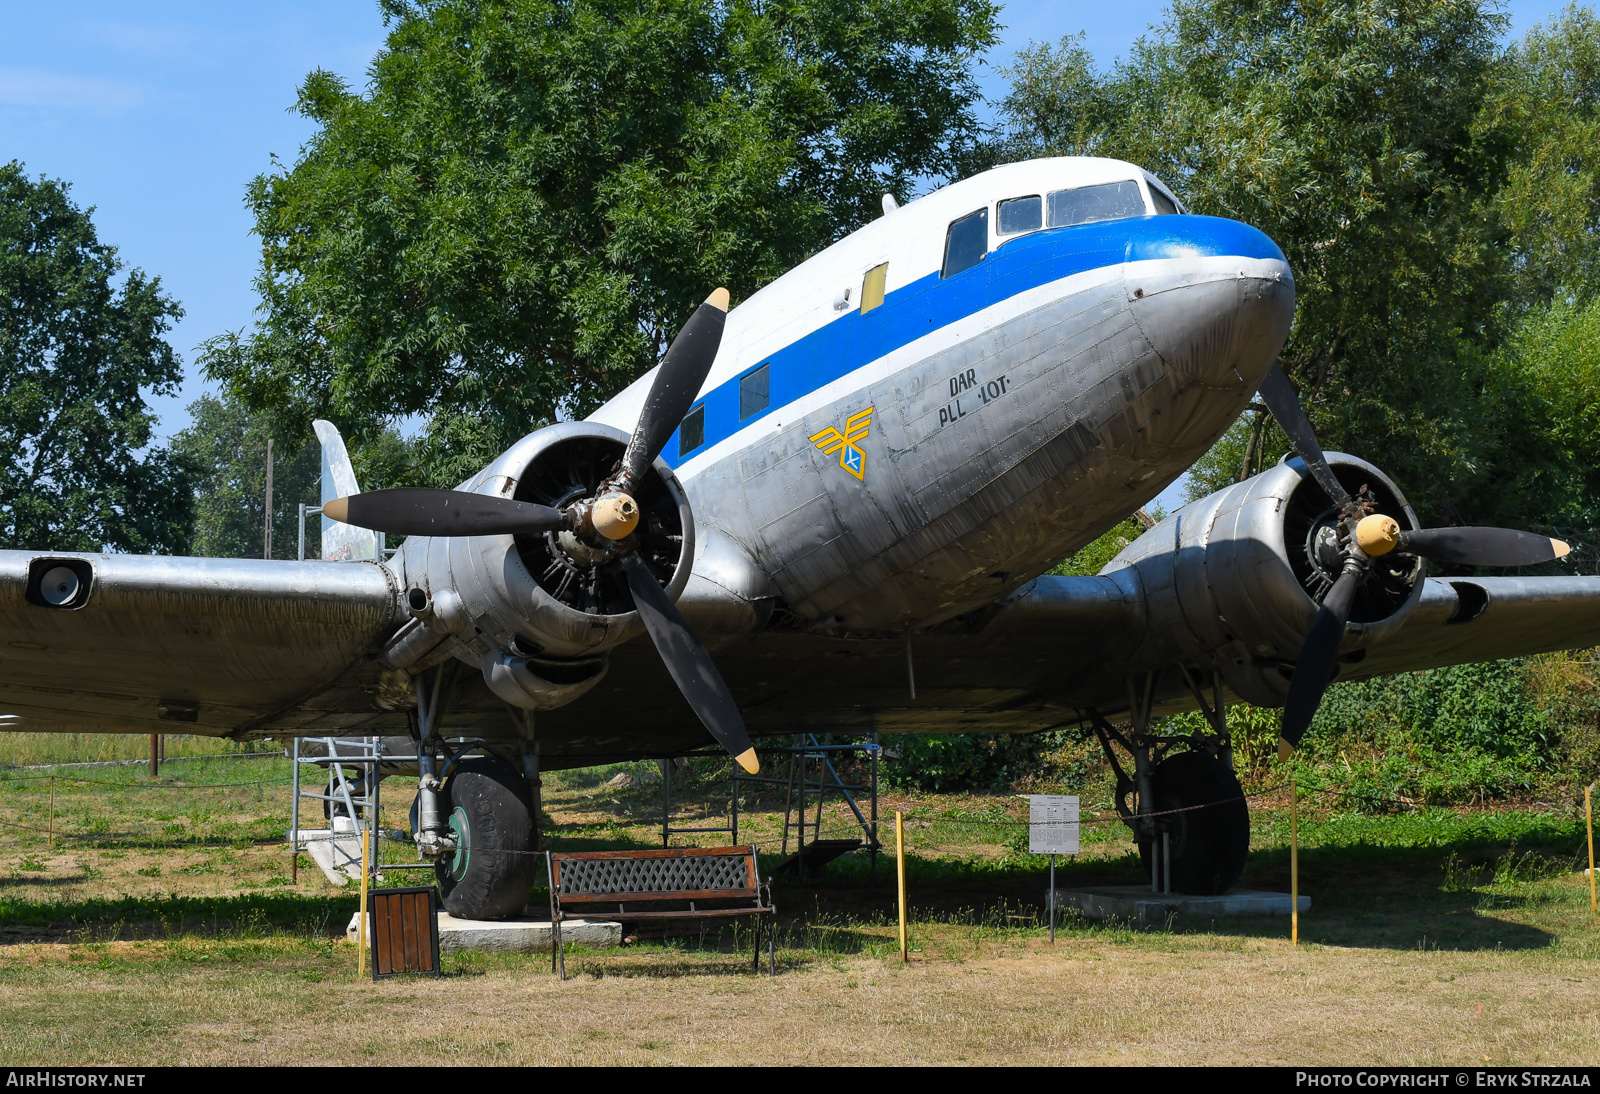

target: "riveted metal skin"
[1102,453,1425,707]
[7,156,1600,761]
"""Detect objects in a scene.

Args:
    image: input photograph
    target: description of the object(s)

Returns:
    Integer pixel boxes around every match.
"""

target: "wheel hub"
[445,806,471,882]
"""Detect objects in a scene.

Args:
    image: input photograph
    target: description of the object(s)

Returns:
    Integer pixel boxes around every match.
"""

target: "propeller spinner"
[326,288,758,774]
[1261,362,1571,761]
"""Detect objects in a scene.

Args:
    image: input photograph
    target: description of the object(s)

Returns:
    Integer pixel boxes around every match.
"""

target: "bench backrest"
[551,846,760,905]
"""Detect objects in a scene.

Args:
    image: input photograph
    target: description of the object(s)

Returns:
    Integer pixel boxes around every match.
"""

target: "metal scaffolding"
[659,733,881,877]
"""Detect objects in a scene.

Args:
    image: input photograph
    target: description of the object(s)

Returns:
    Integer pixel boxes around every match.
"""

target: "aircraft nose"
[1124,216,1296,391]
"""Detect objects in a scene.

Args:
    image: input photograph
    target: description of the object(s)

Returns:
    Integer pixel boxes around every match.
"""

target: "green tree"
[171,393,419,559]
[205,0,998,485]
[169,395,320,559]
[1484,5,1600,309]
[0,162,191,553]
[998,0,1539,526]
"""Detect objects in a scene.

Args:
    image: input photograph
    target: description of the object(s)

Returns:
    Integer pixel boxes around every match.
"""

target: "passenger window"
[1149,185,1179,215]
[1047,181,1147,227]
[997,195,1042,235]
[860,263,887,314]
[942,208,988,278]
[679,404,705,455]
[738,364,769,420]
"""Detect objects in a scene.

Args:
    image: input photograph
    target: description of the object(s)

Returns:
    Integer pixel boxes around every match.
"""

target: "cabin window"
[738,364,770,420]
[997,195,1042,235]
[679,403,705,455]
[1047,181,1146,228]
[1149,185,1180,215]
[860,263,888,314]
[942,208,988,278]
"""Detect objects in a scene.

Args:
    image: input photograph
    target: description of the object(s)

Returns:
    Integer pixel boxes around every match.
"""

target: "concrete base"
[345,911,622,953]
[1056,886,1310,926]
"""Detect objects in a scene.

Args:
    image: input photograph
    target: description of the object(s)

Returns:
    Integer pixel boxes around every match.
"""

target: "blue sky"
[0,0,1579,464]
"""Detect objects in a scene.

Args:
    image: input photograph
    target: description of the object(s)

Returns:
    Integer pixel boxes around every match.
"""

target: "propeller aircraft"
[3,156,1594,915]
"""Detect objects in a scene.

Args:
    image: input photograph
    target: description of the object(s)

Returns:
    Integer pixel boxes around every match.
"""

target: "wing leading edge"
[0,551,401,737]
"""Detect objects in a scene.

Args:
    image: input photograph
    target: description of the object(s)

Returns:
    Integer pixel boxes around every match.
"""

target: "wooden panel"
[564,908,774,921]
[373,894,393,975]
[560,888,759,904]
[555,846,752,862]
[414,893,434,972]
[401,892,419,971]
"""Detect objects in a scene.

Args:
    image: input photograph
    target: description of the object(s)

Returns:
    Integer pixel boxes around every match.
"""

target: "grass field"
[2,745,1599,1064]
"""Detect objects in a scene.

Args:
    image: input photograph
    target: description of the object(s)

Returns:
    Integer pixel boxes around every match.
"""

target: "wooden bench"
[546,846,775,979]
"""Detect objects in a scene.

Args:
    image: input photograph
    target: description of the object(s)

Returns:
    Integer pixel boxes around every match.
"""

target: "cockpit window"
[1047,181,1147,228]
[997,195,1042,235]
[1149,185,1180,215]
[942,208,988,278]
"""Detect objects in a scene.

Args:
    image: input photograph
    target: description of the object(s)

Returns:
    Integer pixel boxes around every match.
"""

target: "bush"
[881,730,1104,794]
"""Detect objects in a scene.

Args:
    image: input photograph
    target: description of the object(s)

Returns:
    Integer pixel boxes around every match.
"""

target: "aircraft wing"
[0,551,402,737]
[1341,575,1600,682]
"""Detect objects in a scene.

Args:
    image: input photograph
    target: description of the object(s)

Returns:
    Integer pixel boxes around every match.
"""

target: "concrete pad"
[345,911,621,953]
[1056,886,1310,926]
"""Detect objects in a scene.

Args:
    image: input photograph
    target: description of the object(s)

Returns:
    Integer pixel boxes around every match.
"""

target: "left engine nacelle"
[1104,452,1425,707]
[379,422,695,709]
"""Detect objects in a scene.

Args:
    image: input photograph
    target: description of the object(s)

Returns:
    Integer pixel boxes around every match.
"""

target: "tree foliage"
[1484,5,1600,309]
[995,0,1581,528]
[205,0,998,486]
[169,395,320,560]
[0,162,191,554]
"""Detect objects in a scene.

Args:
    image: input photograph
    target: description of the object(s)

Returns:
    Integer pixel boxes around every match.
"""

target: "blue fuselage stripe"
[664,214,1286,467]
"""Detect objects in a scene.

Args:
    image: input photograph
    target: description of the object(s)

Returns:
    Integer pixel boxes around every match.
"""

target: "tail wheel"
[1137,749,1250,895]
[435,754,539,920]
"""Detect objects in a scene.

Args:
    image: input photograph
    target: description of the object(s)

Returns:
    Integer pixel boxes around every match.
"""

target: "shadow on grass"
[0,892,356,943]
[732,818,1587,953]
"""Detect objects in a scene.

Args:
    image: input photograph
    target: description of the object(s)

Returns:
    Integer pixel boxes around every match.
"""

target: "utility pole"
[264,437,274,560]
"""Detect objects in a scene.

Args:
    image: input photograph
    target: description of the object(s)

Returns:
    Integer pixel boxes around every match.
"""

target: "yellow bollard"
[357,829,370,978]
[896,810,908,963]
[1290,775,1299,946]
[1587,784,1596,918]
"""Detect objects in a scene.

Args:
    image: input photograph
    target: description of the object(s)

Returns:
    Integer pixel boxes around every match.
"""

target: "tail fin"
[313,420,379,562]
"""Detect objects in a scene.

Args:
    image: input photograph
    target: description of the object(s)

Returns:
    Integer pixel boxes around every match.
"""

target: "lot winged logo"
[810,406,873,481]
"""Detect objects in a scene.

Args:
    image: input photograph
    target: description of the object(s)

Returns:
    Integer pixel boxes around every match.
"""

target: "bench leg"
[751,917,761,973]
[553,917,564,981]
[768,909,776,976]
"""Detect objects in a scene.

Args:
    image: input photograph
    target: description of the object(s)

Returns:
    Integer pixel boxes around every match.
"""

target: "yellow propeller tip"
[1277,738,1293,763]
[705,287,730,312]
[1553,538,1572,559]
[734,747,759,775]
[323,497,349,522]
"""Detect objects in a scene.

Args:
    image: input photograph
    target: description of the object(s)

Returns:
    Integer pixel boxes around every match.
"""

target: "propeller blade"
[323,489,566,538]
[1279,565,1362,757]
[1396,526,1571,568]
[1257,362,1354,512]
[619,288,729,486]
[623,559,758,774]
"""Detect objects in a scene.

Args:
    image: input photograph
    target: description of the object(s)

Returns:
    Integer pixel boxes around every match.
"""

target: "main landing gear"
[1089,669,1249,895]
[409,666,543,920]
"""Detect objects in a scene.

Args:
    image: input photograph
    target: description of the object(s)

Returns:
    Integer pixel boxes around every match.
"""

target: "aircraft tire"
[1137,749,1249,895]
[434,754,539,920]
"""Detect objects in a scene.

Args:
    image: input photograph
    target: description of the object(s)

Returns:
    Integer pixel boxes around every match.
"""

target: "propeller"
[321,489,565,538]
[326,288,758,774]
[1262,362,1571,760]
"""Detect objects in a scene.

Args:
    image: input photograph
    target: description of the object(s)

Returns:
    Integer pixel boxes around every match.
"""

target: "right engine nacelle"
[1105,452,1426,707]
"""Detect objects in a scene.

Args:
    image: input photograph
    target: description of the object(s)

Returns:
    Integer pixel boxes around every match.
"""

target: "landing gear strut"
[408,665,541,919]
[1088,669,1249,895]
